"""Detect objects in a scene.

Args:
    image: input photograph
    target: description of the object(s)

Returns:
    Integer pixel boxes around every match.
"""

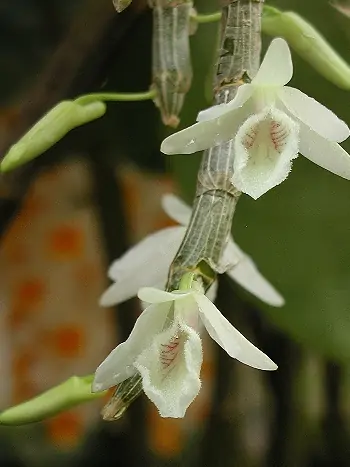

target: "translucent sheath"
[150,0,193,127]
[102,0,264,419]
[101,373,142,421]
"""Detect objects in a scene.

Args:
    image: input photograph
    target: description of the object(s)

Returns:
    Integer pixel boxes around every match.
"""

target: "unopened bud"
[1,100,106,172]
[262,6,350,90]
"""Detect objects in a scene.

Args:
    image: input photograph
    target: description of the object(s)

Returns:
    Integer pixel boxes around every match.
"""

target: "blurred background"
[0,0,349,466]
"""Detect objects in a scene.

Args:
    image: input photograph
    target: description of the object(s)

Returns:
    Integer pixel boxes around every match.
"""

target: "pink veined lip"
[159,335,180,369]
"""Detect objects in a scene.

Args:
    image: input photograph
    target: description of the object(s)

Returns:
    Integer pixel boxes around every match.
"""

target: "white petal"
[232,107,299,199]
[220,239,284,307]
[196,103,230,122]
[219,238,243,271]
[161,193,192,226]
[252,38,293,86]
[140,281,167,310]
[197,84,253,122]
[227,256,285,307]
[160,104,251,155]
[194,293,277,370]
[92,302,170,392]
[134,319,202,418]
[100,226,185,306]
[280,87,350,143]
[206,281,218,303]
[299,122,350,180]
[138,287,191,304]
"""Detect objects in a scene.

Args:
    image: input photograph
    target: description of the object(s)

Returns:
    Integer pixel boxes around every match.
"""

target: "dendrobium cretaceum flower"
[100,193,284,308]
[161,38,350,199]
[92,280,277,418]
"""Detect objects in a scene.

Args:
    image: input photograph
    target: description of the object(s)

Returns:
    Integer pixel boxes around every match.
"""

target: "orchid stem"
[166,0,263,292]
[75,89,157,105]
[0,375,105,425]
[193,12,222,23]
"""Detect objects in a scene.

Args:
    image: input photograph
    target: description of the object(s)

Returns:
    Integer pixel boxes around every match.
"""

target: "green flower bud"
[262,6,350,90]
[1,100,106,172]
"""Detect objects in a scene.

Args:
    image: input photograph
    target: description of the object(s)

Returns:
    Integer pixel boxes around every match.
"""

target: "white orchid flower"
[93,285,277,418]
[100,193,284,308]
[161,38,350,199]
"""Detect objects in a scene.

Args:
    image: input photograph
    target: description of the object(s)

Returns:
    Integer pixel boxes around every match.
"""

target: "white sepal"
[101,226,185,306]
[252,37,293,86]
[138,287,190,304]
[160,104,250,155]
[161,193,191,226]
[298,122,350,180]
[206,281,219,303]
[197,84,253,122]
[227,256,285,307]
[280,86,350,142]
[193,293,278,370]
[222,240,284,307]
[92,302,170,391]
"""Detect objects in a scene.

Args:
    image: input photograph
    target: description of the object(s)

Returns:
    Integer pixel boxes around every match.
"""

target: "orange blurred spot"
[10,280,46,323]
[46,411,83,448]
[48,225,84,259]
[148,406,182,457]
[50,325,85,358]
[17,278,45,307]
[8,303,30,328]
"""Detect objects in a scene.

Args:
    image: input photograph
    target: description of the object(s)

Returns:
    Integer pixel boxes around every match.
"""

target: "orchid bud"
[1,100,106,172]
[262,6,350,90]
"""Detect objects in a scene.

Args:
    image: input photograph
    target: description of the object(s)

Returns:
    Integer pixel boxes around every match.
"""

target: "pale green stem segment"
[192,6,350,90]
[0,90,156,173]
[192,12,221,23]
[0,375,105,426]
[178,271,195,290]
[75,89,157,105]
